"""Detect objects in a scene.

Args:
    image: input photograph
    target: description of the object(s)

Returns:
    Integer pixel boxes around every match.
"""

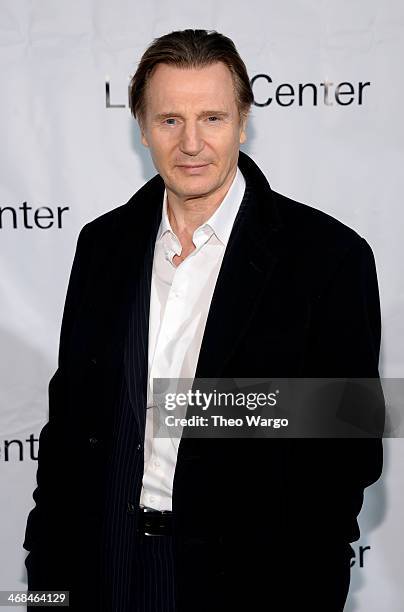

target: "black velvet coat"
[23,151,383,611]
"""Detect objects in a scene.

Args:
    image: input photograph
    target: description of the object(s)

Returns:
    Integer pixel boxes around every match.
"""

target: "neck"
[166,166,237,241]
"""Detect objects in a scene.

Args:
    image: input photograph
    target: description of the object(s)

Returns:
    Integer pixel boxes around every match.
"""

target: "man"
[23,29,383,612]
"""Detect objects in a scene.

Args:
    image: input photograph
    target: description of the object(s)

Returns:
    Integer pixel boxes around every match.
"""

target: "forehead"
[145,62,237,112]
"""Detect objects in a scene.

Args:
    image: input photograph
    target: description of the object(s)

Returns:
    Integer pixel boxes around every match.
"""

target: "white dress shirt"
[139,168,246,510]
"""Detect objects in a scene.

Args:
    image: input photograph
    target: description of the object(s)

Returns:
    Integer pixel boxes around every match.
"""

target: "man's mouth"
[176,163,210,173]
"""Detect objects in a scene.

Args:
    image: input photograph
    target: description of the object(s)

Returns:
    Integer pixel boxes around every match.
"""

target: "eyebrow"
[153,110,230,121]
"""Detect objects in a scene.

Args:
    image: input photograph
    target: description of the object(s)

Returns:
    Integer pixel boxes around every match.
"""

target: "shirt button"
[149,496,155,504]
[154,460,160,468]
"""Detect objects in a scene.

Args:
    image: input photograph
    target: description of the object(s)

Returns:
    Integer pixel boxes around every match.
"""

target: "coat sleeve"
[292,235,385,542]
[310,236,384,478]
[310,236,382,378]
[22,223,93,590]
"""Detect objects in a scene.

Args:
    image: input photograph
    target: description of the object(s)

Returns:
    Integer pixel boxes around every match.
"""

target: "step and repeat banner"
[0,1,403,610]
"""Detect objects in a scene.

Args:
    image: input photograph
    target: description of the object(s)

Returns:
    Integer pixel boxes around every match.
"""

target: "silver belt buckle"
[143,506,165,536]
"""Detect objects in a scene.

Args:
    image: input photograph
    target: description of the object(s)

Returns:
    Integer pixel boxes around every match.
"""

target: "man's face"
[140,62,247,202]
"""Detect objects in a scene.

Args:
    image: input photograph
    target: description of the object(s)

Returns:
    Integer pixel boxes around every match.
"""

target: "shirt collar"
[156,167,246,246]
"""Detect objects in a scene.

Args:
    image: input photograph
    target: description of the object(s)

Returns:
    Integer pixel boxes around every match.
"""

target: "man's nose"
[179,122,204,156]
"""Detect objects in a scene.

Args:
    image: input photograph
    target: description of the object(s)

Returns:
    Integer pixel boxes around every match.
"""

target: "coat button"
[90,356,97,365]
[89,436,98,446]
[136,443,142,451]
[127,502,136,514]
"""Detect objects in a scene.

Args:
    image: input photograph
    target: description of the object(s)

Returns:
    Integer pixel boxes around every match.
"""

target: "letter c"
[251,74,273,107]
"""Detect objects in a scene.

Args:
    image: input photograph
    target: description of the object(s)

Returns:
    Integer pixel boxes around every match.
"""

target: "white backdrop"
[0,1,403,609]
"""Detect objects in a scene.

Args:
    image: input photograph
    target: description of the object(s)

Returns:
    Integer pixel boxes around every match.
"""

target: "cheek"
[148,148,170,173]
[152,137,178,161]
[211,130,240,151]
[147,128,171,147]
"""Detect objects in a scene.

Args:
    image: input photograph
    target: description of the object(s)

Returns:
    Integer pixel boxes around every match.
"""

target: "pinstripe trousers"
[131,534,176,612]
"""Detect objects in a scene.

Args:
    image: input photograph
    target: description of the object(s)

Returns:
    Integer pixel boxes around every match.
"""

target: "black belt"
[137,507,173,536]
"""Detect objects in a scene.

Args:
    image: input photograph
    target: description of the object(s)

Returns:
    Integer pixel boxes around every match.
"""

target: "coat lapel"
[195,151,286,379]
[121,177,164,435]
[79,172,165,437]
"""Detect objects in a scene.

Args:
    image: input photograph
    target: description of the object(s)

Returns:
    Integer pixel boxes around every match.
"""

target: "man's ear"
[138,117,149,147]
[141,131,149,148]
[239,114,248,145]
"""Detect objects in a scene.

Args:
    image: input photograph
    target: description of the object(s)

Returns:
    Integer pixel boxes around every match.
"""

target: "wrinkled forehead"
[143,62,238,116]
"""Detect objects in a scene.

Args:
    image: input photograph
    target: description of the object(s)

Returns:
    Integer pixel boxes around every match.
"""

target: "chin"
[182,184,218,198]
[171,178,219,199]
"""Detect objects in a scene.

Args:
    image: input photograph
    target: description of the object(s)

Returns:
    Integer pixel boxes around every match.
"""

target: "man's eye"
[207,116,220,122]
[164,118,177,125]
